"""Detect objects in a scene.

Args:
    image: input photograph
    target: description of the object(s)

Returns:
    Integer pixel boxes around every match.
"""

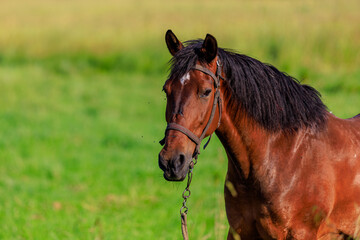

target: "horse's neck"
[215,104,273,181]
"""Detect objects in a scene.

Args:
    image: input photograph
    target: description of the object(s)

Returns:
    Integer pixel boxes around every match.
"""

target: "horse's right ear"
[201,34,218,63]
[165,30,183,56]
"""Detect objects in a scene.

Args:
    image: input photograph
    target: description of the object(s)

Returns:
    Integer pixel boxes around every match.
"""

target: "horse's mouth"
[163,170,187,182]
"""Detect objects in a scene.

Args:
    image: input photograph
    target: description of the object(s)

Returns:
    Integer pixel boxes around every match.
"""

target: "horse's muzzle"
[158,151,189,181]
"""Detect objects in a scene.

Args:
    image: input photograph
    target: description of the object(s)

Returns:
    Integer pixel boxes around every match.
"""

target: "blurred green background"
[0,0,359,239]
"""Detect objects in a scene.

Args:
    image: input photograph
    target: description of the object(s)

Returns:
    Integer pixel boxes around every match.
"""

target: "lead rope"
[180,160,195,240]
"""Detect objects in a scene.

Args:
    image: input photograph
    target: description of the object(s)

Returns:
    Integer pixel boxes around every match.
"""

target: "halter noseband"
[159,60,223,159]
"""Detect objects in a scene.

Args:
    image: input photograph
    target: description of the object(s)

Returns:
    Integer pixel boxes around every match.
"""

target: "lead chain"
[179,160,195,215]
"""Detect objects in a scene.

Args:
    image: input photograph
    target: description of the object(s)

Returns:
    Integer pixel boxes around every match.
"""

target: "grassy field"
[0,0,359,239]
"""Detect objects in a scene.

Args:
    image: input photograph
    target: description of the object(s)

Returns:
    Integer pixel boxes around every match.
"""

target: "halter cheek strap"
[159,61,223,159]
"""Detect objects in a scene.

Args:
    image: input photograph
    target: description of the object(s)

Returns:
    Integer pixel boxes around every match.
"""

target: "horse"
[158,30,360,240]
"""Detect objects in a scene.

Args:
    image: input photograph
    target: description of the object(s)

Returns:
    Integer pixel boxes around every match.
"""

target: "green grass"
[0,0,359,239]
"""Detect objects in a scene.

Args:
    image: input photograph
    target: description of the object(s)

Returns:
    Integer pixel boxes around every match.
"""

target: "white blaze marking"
[180,73,190,85]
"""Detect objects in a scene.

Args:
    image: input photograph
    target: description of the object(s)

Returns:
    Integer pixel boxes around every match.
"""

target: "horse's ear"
[165,30,183,56]
[201,34,218,63]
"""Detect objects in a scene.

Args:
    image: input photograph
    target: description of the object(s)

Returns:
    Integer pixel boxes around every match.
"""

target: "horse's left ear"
[201,34,218,63]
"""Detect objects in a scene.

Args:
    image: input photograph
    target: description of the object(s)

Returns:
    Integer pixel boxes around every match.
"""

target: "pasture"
[0,0,359,239]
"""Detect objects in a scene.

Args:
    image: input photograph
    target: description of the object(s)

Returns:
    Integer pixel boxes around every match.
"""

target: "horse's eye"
[200,88,212,98]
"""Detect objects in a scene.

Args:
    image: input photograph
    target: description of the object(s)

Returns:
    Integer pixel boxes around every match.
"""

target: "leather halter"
[159,60,223,159]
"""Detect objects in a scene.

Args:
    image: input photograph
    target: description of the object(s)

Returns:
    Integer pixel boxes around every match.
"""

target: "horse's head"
[158,30,222,181]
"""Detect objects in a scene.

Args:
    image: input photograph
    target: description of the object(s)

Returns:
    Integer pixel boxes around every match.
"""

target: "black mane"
[168,40,328,132]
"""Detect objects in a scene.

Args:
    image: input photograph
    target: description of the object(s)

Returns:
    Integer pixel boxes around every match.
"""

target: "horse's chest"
[225,184,286,239]
[255,204,287,239]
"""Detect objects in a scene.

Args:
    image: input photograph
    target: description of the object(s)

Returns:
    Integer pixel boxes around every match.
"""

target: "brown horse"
[158,30,360,240]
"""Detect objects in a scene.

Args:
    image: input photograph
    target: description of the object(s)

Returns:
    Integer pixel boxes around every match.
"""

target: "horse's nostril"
[172,153,186,172]
[179,153,185,166]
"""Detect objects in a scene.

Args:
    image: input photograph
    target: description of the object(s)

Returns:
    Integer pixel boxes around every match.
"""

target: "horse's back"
[329,112,360,136]
[327,112,360,158]
[352,113,360,119]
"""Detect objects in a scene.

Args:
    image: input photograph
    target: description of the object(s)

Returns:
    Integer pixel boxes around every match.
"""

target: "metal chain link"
[179,159,197,240]
[180,160,195,215]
